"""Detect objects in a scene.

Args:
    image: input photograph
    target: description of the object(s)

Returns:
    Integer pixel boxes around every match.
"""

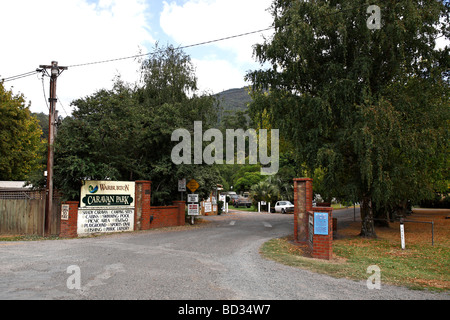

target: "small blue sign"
[314,212,329,235]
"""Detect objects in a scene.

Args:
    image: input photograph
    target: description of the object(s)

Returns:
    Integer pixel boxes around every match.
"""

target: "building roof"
[0,181,31,189]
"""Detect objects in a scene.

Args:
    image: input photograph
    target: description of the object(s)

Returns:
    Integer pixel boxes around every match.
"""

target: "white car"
[274,201,294,214]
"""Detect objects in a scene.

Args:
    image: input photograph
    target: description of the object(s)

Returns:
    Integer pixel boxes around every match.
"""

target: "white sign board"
[80,181,135,208]
[178,179,186,192]
[61,204,70,221]
[204,202,212,213]
[188,204,200,216]
[188,194,199,203]
[77,208,134,235]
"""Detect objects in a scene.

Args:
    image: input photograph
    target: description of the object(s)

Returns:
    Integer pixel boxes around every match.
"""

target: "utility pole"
[39,61,68,236]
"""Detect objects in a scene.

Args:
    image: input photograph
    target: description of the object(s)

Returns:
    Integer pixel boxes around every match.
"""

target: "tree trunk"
[360,195,377,238]
[373,202,390,228]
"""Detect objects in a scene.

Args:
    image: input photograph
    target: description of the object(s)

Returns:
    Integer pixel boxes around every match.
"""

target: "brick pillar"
[173,201,186,226]
[60,201,79,238]
[135,181,151,231]
[293,178,313,243]
[310,207,333,260]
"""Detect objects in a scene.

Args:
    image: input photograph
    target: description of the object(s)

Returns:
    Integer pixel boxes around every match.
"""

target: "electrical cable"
[1,70,39,83]
[41,75,50,111]
[67,26,275,69]
[3,2,447,79]
[63,2,373,69]
[56,95,69,117]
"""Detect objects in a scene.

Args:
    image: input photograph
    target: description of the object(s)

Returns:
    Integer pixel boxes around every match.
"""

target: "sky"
[0,0,448,117]
[0,0,274,116]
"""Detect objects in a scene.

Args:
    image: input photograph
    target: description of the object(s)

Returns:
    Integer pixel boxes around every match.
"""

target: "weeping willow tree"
[247,0,449,237]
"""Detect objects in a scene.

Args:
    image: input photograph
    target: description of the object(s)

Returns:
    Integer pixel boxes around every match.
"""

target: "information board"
[61,204,70,221]
[314,212,329,235]
[80,181,135,208]
[77,208,134,235]
[188,204,200,216]
[187,194,199,203]
[178,179,186,192]
[309,215,314,245]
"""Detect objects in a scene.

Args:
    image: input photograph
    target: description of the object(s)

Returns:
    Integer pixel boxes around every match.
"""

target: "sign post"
[400,218,406,250]
[178,179,186,201]
[186,179,200,225]
[186,179,199,193]
[187,194,199,203]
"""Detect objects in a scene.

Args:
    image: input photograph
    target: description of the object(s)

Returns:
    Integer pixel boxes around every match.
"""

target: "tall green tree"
[247,0,449,237]
[0,82,43,181]
[136,44,219,203]
[50,46,220,203]
[52,79,141,200]
[32,112,49,141]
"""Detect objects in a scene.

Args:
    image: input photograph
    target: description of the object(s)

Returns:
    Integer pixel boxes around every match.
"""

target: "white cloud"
[436,36,449,50]
[0,0,155,115]
[192,58,247,94]
[160,0,273,93]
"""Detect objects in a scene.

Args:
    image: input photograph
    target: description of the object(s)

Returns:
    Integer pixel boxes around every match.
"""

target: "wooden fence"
[0,190,61,236]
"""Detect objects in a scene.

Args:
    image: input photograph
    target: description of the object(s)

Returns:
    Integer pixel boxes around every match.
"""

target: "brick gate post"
[135,181,152,231]
[173,201,186,226]
[310,207,333,260]
[60,201,79,238]
[293,178,313,243]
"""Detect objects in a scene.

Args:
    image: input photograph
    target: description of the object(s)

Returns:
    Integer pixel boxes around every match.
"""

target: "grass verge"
[261,212,450,292]
[0,234,61,241]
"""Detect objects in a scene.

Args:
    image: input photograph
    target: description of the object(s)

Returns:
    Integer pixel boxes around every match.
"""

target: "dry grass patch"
[261,211,450,292]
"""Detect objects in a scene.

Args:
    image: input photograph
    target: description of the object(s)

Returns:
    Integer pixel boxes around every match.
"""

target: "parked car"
[229,194,239,205]
[274,201,294,214]
[234,194,252,208]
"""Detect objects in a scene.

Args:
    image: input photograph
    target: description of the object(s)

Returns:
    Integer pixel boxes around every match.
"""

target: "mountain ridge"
[215,87,252,113]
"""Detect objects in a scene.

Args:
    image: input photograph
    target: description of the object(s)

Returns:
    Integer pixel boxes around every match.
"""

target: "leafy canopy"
[247,0,449,236]
[0,82,43,181]
[51,45,219,203]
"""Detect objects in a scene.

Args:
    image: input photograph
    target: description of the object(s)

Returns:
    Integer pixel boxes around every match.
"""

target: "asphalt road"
[0,208,448,300]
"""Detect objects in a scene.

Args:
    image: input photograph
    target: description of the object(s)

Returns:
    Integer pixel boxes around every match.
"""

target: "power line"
[67,26,275,69]
[1,26,276,79]
[41,76,50,111]
[1,70,39,83]
[56,94,69,117]
[0,3,379,79]
[3,2,444,81]
[2,70,37,80]
[179,26,274,49]
[51,2,373,70]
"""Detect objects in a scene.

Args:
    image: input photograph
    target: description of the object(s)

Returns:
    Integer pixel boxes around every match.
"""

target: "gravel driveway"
[0,210,448,300]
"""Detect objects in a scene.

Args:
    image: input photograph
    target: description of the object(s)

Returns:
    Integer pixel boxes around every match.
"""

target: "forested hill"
[215,87,252,113]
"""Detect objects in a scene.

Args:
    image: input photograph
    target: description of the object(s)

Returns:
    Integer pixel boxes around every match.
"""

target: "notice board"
[314,212,329,235]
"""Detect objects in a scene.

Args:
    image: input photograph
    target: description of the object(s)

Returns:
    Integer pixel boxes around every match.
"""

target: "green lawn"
[229,204,257,212]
